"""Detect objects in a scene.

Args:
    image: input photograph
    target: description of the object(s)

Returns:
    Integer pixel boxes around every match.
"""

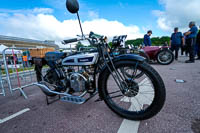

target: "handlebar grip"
[63,38,78,44]
[89,32,103,39]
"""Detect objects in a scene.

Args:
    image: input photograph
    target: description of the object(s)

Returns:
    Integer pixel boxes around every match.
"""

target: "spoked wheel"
[120,51,150,79]
[37,68,63,97]
[120,66,144,79]
[99,61,166,120]
[157,49,174,65]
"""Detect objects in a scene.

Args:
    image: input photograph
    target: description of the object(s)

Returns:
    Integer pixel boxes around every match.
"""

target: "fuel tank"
[62,53,98,66]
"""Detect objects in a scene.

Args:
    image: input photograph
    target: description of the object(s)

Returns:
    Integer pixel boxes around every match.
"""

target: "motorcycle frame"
[84,39,145,98]
[34,35,145,102]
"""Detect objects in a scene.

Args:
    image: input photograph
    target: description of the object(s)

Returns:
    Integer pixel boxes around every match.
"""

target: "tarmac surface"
[0,55,200,133]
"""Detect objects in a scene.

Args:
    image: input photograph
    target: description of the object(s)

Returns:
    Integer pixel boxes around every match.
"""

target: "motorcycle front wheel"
[99,61,166,120]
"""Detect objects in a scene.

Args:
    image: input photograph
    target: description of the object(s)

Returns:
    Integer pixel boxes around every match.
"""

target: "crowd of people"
[143,21,200,63]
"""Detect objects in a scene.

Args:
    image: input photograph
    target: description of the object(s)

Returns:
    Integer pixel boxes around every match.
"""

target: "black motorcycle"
[34,0,166,120]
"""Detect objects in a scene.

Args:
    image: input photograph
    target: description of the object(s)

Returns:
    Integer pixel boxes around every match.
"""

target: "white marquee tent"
[0,44,22,55]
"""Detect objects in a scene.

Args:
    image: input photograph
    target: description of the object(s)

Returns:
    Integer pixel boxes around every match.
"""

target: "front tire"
[98,61,166,120]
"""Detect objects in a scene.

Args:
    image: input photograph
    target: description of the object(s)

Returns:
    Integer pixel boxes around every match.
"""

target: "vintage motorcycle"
[34,0,166,120]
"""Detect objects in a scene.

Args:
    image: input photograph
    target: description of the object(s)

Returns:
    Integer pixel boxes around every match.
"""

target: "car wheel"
[156,49,174,65]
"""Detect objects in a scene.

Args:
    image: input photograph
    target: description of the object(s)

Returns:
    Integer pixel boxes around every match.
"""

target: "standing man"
[195,26,200,60]
[184,21,198,63]
[169,27,184,60]
[143,30,152,46]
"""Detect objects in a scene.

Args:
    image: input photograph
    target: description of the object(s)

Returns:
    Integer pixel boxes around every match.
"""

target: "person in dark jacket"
[184,21,198,63]
[184,35,189,56]
[196,27,200,60]
[169,27,184,60]
[143,30,152,46]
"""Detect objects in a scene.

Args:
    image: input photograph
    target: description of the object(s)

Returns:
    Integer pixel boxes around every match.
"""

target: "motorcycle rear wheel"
[37,68,61,97]
[99,61,166,120]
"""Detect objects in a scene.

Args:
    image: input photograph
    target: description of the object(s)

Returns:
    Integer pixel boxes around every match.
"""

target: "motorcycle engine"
[69,70,90,92]
[44,68,67,91]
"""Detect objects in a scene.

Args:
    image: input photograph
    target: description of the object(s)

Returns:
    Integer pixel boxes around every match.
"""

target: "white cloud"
[88,11,99,19]
[0,8,143,48]
[32,8,54,14]
[0,8,53,14]
[152,10,164,17]
[153,0,200,32]
[0,13,9,17]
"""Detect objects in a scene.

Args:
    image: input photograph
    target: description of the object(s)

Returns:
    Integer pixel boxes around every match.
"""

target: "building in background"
[0,35,59,49]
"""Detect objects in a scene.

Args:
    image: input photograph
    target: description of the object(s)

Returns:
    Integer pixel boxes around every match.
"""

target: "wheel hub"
[122,79,139,97]
[161,55,168,61]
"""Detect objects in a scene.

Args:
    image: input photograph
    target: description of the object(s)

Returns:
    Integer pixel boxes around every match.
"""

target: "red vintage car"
[141,46,174,65]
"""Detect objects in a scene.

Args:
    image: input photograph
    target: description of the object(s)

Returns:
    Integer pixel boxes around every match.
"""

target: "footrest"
[60,96,85,104]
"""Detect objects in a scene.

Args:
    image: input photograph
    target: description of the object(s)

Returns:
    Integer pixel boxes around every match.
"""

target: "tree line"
[75,36,171,50]
[125,36,170,46]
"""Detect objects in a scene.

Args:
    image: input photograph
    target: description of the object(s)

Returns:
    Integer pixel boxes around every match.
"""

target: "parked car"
[141,46,174,65]
[119,45,174,65]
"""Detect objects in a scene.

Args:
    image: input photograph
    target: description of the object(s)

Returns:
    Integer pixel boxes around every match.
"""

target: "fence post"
[2,48,13,95]
[2,48,28,99]
[0,64,6,96]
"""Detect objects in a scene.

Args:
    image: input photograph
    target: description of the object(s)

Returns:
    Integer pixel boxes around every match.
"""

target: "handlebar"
[62,32,103,45]
[89,32,103,40]
[63,38,78,44]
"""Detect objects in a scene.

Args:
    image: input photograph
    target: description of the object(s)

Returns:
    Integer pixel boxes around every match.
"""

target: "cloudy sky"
[0,0,200,47]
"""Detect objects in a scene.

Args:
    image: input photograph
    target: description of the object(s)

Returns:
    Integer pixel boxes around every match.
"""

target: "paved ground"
[0,55,200,133]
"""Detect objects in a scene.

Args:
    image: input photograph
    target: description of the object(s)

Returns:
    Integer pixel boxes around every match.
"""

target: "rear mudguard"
[98,54,145,99]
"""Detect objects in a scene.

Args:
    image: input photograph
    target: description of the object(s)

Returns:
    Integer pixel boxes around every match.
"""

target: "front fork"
[100,44,139,93]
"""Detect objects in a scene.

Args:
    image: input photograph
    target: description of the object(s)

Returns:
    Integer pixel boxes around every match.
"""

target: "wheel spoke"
[108,90,121,95]
[139,91,154,95]
[138,93,153,103]
[133,97,143,111]
[106,94,124,99]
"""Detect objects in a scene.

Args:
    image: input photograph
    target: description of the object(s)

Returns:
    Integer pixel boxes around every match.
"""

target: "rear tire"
[36,67,58,97]
[99,61,166,120]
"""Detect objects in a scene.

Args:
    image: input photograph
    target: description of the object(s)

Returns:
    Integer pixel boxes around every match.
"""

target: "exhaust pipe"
[33,82,72,97]
[33,82,87,104]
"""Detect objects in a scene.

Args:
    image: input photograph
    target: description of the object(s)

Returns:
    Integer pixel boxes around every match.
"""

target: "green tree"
[75,41,84,50]
[125,36,170,46]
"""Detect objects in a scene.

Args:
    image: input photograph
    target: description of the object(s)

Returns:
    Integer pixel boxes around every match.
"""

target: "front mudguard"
[98,54,145,99]
[113,54,145,63]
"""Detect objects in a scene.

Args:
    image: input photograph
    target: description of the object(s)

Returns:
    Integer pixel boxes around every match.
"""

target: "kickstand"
[94,98,102,102]
[46,95,61,105]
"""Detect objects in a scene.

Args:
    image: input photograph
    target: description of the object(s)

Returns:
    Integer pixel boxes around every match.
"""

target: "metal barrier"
[1,47,47,99]
[0,64,6,96]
